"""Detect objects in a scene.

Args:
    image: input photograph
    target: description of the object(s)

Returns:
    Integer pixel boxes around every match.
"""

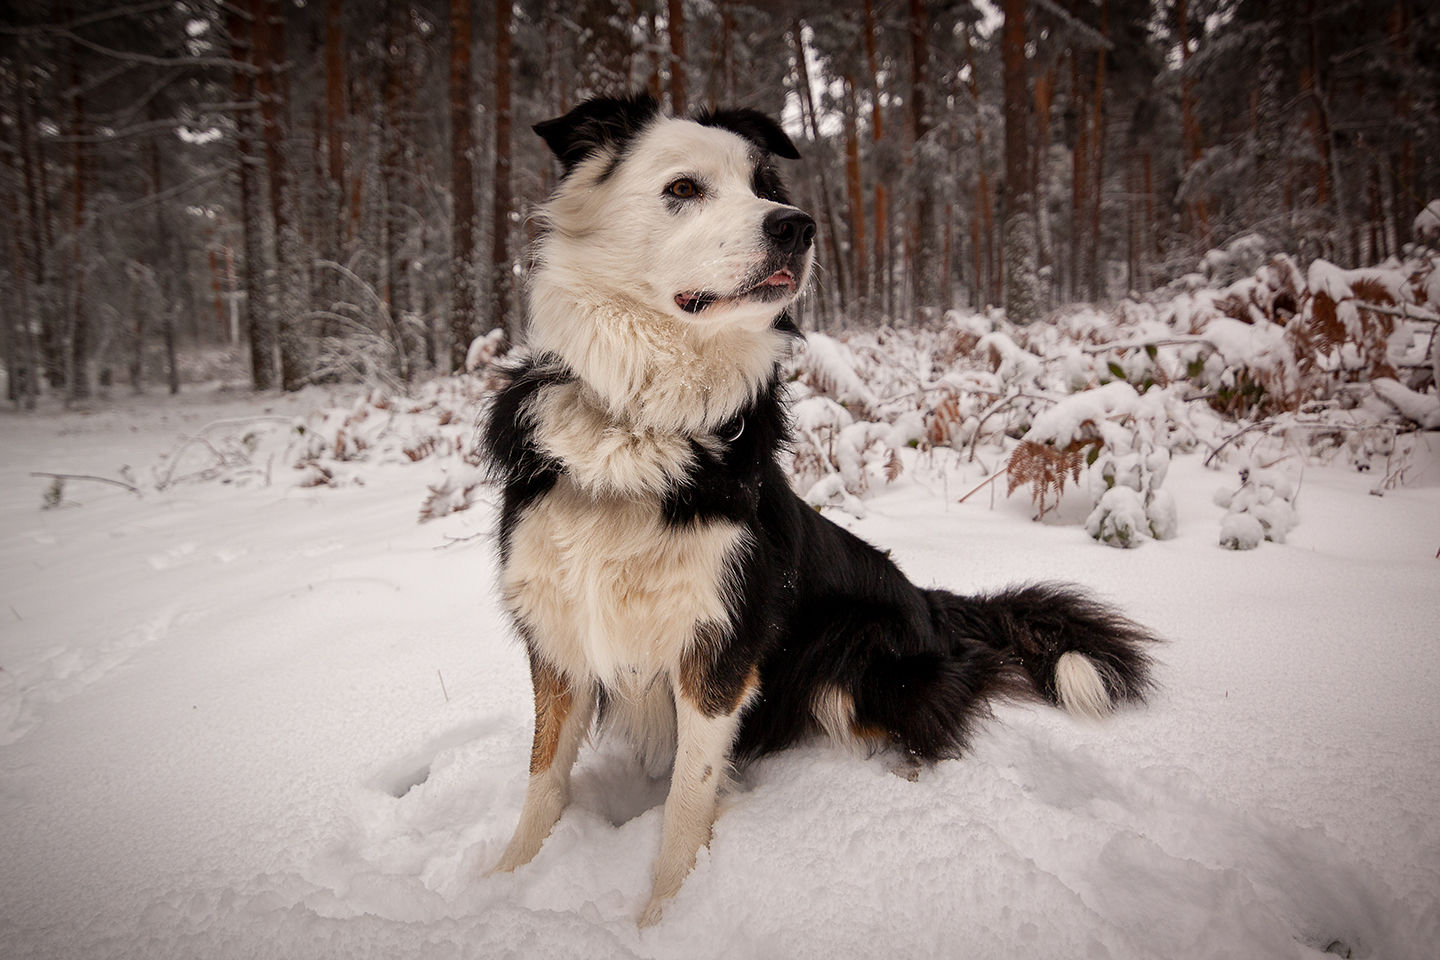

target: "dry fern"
[1006,439,1094,518]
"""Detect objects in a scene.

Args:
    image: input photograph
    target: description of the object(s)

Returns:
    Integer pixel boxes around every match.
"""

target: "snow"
[3,388,1440,960]
[1413,200,1440,242]
[1373,378,1440,431]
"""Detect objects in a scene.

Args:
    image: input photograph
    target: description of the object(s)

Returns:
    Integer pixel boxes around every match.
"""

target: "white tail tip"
[1055,651,1113,720]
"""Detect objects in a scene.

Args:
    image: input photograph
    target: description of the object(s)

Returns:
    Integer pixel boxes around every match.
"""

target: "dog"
[481,93,1156,925]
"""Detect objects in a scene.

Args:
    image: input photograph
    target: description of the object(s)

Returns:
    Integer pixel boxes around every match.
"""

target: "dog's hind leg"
[640,663,759,926]
[491,651,595,874]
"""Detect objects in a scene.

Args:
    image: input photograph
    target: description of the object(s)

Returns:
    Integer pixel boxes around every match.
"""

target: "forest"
[0,0,1437,403]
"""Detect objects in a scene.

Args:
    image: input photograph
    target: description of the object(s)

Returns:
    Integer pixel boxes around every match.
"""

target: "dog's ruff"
[481,94,1157,926]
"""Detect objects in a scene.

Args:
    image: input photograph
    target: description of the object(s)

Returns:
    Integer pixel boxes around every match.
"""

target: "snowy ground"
[2,386,1438,960]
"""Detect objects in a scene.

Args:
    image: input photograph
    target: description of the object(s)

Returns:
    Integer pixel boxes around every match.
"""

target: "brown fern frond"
[1307,291,1345,354]
[926,393,965,446]
[1350,278,1395,306]
[885,449,904,483]
[1006,439,1092,519]
[1216,292,1251,324]
[404,436,439,462]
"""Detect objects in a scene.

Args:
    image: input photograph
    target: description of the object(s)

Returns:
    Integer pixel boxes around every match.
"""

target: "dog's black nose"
[763,209,816,255]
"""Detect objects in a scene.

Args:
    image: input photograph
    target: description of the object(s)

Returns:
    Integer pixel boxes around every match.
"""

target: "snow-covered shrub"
[787,390,902,516]
[1214,465,1298,549]
[465,328,507,372]
[1415,200,1440,243]
[1006,381,1184,546]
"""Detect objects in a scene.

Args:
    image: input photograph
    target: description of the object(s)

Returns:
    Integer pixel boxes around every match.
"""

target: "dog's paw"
[485,844,536,877]
[638,896,667,928]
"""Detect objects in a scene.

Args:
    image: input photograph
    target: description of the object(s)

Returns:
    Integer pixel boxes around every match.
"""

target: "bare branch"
[0,1,173,35]
[96,164,237,220]
[54,28,259,74]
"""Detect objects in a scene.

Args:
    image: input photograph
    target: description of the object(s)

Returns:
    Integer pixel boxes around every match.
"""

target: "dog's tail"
[924,583,1157,720]
[838,584,1155,764]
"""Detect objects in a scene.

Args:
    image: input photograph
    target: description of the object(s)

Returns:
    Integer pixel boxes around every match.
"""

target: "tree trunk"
[493,0,515,347]
[667,0,687,113]
[906,0,938,316]
[12,61,44,406]
[1001,0,1039,323]
[448,0,477,373]
[1089,0,1108,299]
[1033,66,1056,308]
[383,0,413,375]
[863,0,889,319]
[325,0,344,193]
[791,20,849,320]
[1176,0,1209,248]
[842,74,868,312]
[962,23,995,309]
[2,63,37,408]
[254,0,305,390]
[1070,50,1090,302]
[66,34,90,401]
[230,2,276,390]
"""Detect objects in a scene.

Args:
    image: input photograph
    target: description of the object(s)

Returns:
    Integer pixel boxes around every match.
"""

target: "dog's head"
[531,94,813,333]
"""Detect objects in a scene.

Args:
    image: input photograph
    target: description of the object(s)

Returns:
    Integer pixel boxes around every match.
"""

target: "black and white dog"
[482,94,1155,925]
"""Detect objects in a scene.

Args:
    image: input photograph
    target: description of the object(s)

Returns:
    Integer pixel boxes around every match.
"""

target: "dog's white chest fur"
[503,474,745,691]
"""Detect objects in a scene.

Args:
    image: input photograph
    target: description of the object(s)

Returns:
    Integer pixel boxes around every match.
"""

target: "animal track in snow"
[0,606,181,745]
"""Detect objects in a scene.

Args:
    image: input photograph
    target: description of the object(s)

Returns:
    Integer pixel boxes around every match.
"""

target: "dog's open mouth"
[675,269,798,314]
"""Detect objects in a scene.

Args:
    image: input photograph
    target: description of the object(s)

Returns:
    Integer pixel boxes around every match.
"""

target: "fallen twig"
[956,465,1008,505]
[30,471,141,495]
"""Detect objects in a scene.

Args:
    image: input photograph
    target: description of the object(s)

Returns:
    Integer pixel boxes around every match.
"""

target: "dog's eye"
[665,178,701,200]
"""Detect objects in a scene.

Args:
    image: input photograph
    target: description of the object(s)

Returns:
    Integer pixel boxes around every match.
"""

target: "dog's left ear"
[695,108,802,161]
[533,93,662,175]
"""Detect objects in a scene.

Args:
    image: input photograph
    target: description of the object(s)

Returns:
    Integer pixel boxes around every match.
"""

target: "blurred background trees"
[2,0,1436,400]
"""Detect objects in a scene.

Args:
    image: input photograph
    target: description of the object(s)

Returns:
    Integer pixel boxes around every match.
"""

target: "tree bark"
[842,74,868,311]
[906,0,938,315]
[3,63,37,408]
[66,33,90,401]
[1001,0,1039,323]
[864,0,889,319]
[1070,49,1090,301]
[253,0,305,390]
[1089,0,1108,299]
[12,61,44,406]
[493,0,515,347]
[229,2,276,390]
[448,0,476,373]
[962,23,994,308]
[1176,0,1209,248]
[667,0,687,113]
[791,20,849,320]
[383,0,413,375]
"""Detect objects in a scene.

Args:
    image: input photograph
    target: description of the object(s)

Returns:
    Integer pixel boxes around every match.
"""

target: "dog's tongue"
[760,269,795,288]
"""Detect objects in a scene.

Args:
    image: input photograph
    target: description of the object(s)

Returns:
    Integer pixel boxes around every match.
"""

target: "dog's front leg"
[639,677,751,926]
[491,651,594,875]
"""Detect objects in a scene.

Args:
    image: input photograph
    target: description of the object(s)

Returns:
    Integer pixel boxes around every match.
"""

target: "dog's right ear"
[533,94,661,176]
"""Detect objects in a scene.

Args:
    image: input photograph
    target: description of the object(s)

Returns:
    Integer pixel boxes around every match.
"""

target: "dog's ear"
[694,108,802,161]
[533,94,661,175]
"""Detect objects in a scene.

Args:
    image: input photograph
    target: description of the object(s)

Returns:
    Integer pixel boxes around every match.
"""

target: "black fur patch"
[533,93,661,178]
[751,161,791,205]
[479,354,570,560]
[694,107,802,160]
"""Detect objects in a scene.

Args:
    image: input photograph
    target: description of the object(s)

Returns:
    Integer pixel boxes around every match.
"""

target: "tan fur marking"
[528,656,574,775]
[504,477,747,689]
[679,637,761,719]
